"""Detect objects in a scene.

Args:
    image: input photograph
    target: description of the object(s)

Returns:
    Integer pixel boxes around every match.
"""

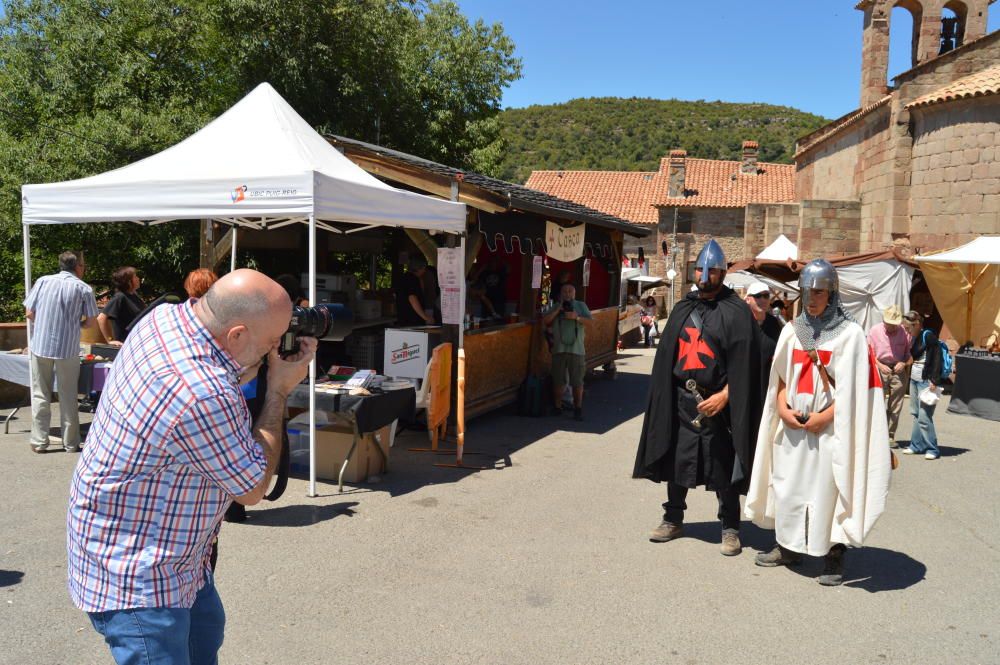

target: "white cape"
[745,322,891,554]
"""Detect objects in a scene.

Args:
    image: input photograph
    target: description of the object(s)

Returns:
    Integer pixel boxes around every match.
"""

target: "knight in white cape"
[745,259,892,586]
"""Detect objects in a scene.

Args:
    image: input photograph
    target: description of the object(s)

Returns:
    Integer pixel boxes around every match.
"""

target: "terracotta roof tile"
[525,170,665,224]
[659,158,796,208]
[906,64,1000,109]
[795,95,892,157]
[527,155,797,221]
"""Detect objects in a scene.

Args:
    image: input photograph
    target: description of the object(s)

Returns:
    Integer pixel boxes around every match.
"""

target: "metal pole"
[230,224,237,273]
[669,207,679,311]
[308,213,317,497]
[22,222,32,352]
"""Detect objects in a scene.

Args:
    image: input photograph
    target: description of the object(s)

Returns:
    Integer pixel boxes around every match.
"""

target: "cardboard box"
[295,423,391,484]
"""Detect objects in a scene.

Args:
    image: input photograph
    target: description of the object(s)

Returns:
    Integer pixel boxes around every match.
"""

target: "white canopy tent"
[755,234,798,261]
[21,82,467,496]
[915,236,1000,345]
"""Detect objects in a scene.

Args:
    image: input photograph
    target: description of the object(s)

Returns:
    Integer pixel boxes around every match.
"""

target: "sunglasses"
[751,293,770,300]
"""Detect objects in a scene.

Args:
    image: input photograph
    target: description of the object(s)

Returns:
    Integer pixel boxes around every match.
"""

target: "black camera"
[279,303,353,356]
[562,299,573,312]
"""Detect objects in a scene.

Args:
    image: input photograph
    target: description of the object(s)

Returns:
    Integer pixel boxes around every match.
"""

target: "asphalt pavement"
[1,347,998,664]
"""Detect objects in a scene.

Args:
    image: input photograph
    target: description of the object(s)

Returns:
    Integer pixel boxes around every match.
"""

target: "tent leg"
[230,224,238,273]
[308,213,317,498]
[22,223,32,372]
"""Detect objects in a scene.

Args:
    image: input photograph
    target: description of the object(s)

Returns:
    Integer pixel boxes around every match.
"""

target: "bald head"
[201,270,289,326]
[194,269,292,367]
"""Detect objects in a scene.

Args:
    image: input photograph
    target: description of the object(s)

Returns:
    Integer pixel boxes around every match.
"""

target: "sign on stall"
[545,221,586,262]
[437,246,465,325]
[531,255,543,289]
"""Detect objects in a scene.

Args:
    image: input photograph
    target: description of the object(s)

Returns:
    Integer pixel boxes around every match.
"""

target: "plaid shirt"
[67,301,266,612]
[24,271,98,359]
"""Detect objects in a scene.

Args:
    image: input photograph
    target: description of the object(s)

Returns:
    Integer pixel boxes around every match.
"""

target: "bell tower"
[856,0,992,107]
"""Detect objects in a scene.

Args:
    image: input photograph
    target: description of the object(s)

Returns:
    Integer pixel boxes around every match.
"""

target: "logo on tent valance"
[230,184,299,203]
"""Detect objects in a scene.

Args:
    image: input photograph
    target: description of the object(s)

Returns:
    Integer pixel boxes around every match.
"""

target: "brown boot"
[649,521,683,543]
[720,529,741,556]
[755,544,803,567]
[817,544,846,586]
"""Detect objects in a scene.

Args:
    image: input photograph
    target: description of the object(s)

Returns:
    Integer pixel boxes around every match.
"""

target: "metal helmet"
[694,239,726,288]
[799,259,838,310]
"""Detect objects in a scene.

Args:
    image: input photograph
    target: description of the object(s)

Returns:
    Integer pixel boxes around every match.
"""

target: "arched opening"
[888,1,922,82]
[940,1,968,54]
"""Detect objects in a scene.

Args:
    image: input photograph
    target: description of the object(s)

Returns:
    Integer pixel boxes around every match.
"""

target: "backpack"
[922,330,953,381]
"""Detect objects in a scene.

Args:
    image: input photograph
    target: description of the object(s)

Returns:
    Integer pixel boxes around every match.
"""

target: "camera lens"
[288,304,353,341]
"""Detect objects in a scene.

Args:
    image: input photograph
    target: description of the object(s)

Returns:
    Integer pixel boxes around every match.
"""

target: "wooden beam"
[341,152,508,214]
[211,226,235,269]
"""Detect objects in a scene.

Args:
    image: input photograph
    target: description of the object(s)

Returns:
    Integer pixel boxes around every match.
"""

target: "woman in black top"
[904,310,942,460]
[97,266,145,346]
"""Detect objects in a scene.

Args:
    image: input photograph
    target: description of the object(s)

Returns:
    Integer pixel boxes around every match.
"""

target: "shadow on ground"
[776,546,926,592]
[238,501,359,528]
[0,570,24,588]
[897,441,970,457]
[263,360,652,503]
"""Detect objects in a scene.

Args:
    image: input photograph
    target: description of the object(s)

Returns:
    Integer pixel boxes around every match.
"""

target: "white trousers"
[29,354,81,450]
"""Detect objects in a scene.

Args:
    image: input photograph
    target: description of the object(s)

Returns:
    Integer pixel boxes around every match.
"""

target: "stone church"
[528,0,999,294]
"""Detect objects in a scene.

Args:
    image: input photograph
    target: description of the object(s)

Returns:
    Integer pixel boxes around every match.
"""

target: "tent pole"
[230,224,237,273]
[457,233,466,464]
[967,264,974,344]
[308,213,317,498]
[22,222,32,352]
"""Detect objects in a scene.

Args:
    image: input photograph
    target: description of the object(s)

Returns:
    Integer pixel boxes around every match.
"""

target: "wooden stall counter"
[463,322,532,420]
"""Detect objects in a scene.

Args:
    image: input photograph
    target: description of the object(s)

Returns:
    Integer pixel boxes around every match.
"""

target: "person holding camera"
[67,269,316,664]
[543,283,592,420]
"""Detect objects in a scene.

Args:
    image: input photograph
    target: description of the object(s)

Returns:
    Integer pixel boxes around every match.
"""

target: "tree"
[0,0,521,319]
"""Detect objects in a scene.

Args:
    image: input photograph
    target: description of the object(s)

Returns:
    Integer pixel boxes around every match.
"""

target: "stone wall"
[908,96,1000,249]
[795,32,1000,254]
[658,206,745,305]
[796,200,863,260]
[743,203,803,258]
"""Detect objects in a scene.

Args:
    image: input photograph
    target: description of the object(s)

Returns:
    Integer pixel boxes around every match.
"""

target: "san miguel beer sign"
[390,342,421,365]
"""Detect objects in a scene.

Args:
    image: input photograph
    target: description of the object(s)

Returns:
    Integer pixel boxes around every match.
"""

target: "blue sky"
[458,0,1000,120]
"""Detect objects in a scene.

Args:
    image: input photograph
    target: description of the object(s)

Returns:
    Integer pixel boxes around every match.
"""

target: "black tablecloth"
[948,354,1000,422]
[287,385,416,434]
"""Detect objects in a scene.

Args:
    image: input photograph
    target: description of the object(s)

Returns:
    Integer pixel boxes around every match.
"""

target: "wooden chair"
[411,342,452,451]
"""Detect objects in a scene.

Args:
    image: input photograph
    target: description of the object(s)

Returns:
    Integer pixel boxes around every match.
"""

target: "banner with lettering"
[545,221,586,262]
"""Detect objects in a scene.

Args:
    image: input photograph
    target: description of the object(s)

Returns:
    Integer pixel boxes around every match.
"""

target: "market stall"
[915,237,1000,347]
[327,136,649,419]
[729,249,916,332]
[916,237,1000,422]
[21,82,466,496]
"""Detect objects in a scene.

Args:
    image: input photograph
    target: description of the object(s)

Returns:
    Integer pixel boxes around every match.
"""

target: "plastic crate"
[346,332,384,373]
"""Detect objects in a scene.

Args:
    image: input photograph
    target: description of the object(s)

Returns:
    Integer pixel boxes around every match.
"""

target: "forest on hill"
[496,97,830,183]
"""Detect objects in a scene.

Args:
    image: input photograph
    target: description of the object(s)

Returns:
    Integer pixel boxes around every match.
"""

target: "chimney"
[667,149,687,198]
[741,140,759,175]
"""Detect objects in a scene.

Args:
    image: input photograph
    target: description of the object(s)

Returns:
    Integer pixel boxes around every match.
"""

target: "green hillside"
[497,97,829,183]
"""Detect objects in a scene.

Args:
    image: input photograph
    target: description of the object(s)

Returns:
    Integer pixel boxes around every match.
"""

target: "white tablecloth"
[0,353,31,387]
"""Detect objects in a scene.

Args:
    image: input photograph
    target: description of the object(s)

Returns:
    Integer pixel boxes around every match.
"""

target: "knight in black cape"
[633,239,764,556]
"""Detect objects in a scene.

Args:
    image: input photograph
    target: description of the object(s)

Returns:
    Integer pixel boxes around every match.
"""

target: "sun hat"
[882,305,903,325]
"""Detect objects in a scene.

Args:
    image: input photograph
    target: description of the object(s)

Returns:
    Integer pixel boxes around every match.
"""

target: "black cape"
[632,286,764,494]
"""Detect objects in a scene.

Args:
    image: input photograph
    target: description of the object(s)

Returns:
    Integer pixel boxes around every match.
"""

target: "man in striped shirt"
[67,269,316,665]
[23,251,98,452]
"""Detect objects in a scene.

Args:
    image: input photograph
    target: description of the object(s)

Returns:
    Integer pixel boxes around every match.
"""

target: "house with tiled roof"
[794,0,1000,255]
[527,141,799,296]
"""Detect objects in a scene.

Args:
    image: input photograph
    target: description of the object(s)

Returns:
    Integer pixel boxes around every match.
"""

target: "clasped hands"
[779,402,834,434]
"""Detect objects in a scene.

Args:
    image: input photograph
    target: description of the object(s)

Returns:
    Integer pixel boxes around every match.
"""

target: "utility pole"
[669,207,679,311]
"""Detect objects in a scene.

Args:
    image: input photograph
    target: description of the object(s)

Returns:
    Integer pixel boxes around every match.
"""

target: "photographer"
[543,283,592,420]
[67,269,316,663]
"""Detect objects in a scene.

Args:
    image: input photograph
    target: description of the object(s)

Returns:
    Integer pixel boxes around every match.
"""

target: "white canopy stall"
[916,236,1000,345]
[21,82,467,496]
